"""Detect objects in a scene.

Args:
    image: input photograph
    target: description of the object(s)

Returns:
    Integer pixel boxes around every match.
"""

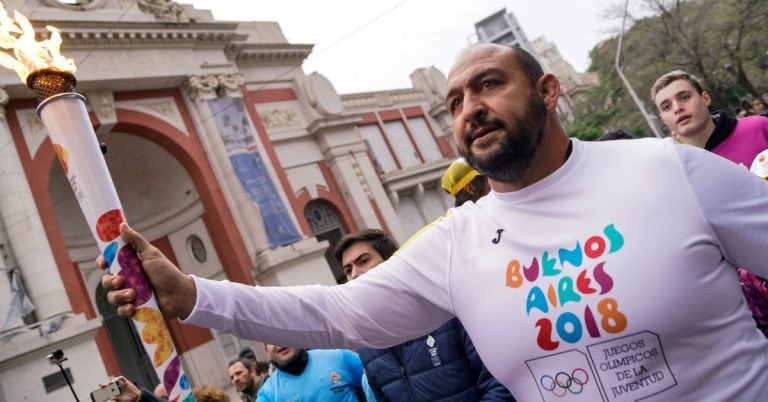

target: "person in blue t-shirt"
[256,344,365,401]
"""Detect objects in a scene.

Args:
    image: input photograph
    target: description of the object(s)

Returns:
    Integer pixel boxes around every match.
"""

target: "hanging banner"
[207,97,302,248]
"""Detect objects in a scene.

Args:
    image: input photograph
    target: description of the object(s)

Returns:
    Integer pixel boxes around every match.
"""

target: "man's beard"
[241,376,256,394]
[460,94,547,183]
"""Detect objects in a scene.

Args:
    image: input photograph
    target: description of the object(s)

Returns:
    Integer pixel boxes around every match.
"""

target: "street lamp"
[615,0,664,138]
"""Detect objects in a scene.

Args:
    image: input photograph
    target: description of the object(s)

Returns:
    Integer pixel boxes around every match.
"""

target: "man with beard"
[102,43,768,401]
[228,357,268,402]
[256,344,365,401]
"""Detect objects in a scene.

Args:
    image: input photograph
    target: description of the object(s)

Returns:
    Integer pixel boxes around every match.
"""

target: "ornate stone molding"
[341,89,426,110]
[183,75,219,101]
[216,73,245,98]
[136,0,189,22]
[260,108,300,130]
[350,152,373,200]
[55,30,239,48]
[229,44,314,65]
[184,74,244,101]
[142,101,175,118]
[85,90,116,128]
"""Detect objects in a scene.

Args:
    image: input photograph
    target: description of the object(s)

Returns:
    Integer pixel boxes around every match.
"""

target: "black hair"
[454,175,490,207]
[598,130,635,141]
[333,229,399,263]
[508,45,545,87]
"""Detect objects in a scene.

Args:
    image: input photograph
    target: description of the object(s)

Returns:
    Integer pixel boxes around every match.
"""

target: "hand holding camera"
[90,376,140,402]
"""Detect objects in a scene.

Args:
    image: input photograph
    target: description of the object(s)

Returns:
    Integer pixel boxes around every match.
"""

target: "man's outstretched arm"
[101,223,454,350]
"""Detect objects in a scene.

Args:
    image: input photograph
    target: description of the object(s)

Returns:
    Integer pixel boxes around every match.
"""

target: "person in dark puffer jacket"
[334,229,515,402]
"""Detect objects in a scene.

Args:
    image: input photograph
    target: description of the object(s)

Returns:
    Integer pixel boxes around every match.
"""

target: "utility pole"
[615,0,664,138]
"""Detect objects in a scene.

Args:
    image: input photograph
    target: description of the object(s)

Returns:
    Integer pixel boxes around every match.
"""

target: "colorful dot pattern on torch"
[97,209,124,242]
[117,245,152,305]
[135,307,174,367]
[95,207,192,400]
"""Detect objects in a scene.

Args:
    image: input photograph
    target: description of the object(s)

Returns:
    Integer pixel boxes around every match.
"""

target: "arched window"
[304,200,347,284]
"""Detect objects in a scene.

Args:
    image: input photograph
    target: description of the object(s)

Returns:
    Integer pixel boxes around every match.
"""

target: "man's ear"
[537,73,560,110]
[702,91,712,107]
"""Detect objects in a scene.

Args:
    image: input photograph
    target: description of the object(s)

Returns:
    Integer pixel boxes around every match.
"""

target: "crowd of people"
[97,43,767,401]
[737,95,768,118]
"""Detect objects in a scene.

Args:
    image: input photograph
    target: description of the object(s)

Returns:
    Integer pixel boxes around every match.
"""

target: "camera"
[46,349,66,365]
[90,381,123,402]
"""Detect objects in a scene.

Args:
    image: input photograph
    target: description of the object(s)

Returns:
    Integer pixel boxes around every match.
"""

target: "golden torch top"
[0,2,77,100]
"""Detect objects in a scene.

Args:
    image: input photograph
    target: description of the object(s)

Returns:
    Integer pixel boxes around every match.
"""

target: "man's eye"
[449,98,462,113]
[481,80,496,89]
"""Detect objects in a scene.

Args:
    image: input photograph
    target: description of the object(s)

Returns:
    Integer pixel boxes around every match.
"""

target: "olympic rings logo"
[539,368,590,397]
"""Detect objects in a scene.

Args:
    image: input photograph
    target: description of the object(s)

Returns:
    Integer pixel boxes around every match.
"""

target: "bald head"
[449,44,544,88]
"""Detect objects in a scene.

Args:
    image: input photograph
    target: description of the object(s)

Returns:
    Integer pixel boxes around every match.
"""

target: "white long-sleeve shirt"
[184,138,768,401]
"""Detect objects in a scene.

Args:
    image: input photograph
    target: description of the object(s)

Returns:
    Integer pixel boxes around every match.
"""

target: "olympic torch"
[0,5,194,401]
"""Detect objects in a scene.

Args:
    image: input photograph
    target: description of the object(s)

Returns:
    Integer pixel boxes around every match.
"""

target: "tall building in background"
[532,37,599,121]
[474,8,599,123]
[0,1,455,400]
[474,9,536,55]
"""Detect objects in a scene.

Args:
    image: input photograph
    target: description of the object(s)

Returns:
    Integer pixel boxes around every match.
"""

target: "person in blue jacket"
[256,343,365,401]
[334,229,515,401]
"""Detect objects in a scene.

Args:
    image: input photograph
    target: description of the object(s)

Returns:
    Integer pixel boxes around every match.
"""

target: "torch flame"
[0,2,75,82]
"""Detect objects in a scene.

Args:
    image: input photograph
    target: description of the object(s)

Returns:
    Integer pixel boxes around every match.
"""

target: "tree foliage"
[567,0,768,140]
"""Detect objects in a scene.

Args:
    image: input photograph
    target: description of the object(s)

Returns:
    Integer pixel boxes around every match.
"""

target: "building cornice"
[29,20,245,48]
[228,43,314,65]
[341,88,427,109]
[381,158,453,191]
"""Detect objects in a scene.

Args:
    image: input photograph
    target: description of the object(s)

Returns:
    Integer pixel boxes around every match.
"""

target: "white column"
[0,88,71,319]
[181,75,269,258]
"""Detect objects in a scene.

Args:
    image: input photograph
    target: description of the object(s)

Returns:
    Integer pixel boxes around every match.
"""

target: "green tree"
[568,0,768,140]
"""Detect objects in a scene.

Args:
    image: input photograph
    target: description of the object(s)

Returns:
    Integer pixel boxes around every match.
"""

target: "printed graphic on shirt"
[505,223,627,350]
[586,331,676,401]
[329,371,347,394]
[513,224,678,400]
[526,349,602,401]
[492,228,504,244]
[426,335,442,367]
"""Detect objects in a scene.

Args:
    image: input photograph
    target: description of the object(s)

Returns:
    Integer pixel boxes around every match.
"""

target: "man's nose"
[673,100,684,113]
[350,268,361,281]
[461,93,487,124]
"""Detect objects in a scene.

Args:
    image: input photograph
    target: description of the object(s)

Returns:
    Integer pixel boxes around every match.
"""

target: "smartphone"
[90,381,123,402]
